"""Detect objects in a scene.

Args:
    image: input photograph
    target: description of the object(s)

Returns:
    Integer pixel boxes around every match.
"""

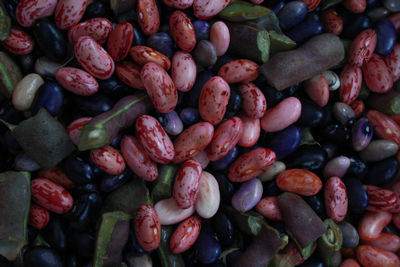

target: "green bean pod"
[151,164,179,203]
[157,226,185,267]
[221,205,264,237]
[317,219,343,267]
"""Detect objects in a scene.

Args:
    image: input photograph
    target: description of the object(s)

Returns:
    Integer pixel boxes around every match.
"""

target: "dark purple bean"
[146,32,174,58]
[71,232,95,259]
[156,110,183,136]
[266,125,302,159]
[193,20,210,41]
[213,212,235,247]
[298,100,324,127]
[98,76,132,98]
[321,122,350,144]
[226,89,242,118]
[132,25,146,46]
[193,40,218,68]
[342,14,372,39]
[183,70,213,108]
[304,195,325,217]
[75,93,115,116]
[42,217,67,252]
[14,152,40,172]
[100,168,133,193]
[83,1,107,19]
[31,82,64,116]
[352,117,373,152]
[61,155,94,185]
[261,85,285,108]
[23,246,63,267]
[214,173,235,204]
[210,146,239,171]
[277,1,308,31]
[343,178,368,213]
[195,226,221,264]
[287,20,323,45]
[18,54,36,75]
[374,19,397,56]
[125,228,147,256]
[271,1,285,14]
[345,156,368,178]
[364,156,399,186]
[285,145,327,171]
[180,107,201,125]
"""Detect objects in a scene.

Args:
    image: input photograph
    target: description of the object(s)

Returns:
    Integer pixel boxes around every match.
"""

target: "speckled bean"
[54,0,87,30]
[173,159,202,209]
[154,198,195,225]
[358,211,392,241]
[305,73,330,107]
[276,169,323,196]
[237,113,260,148]
[325,176,348,222]
[255,196,282,221]
[2,27,34,55]
[339,65,362,104]
[55,67,98,96]
[171,51,196,92]
[362,54,393,94]
[193,0,232,20]
[239,83,266,119]
[169,11,196,52]
[16,0,57,27]
[137,0,160,35]
[218,59,259,83]
[134,204,161,251]
[68,18,112,44]
[129,45,171,70]
[170,216,201,254]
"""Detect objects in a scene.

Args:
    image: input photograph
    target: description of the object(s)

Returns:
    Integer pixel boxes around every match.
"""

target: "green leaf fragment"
[0,2,10,41]
[268,30,296,55]
[221,206,264,237]
[219,0,272,22]
[0,51,22,99]
[0,171,31,261]
[157,226,185,267]
[152,164,179,203]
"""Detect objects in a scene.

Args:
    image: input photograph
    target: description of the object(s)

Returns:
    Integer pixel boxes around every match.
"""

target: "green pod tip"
[78,124,110,151]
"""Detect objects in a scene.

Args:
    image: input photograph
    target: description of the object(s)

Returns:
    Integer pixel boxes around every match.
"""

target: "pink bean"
[239,83,267,119]
[206,117,243,161]
[193,0,232,19]
[162,0,193,9]
[324,176,348,222]
[136,115,175,164]
[141,62,177,113]
[116,61,144,89]
[134,204,161,251]
[210,21,230,56]
[55,0,87,30]
[368,233,400,252]
[304,73,330,107]
[385,43,400,82]
[198,76,230,125]
[28,204,50,230]
[68,18,112,44]
[357,245,400,267]
[171,51,196,92]
[255,196,282,221]
[348,29,377,67]
[261,97,302,132]
[344,0,366,13]
[154,198,195,225]
[66,117,92,145]
[358,211,392,241]
[169,11,196,52]
[237,113,260,148]
[192,150,209,169]
[340,259,360,267]
[120,135,158,181]
[362,53,393,94]
[55,67,98,96]
[173,159,202,209]
[16,0,57,27]
[276,169,323,196]
[74,36,115,80]
[170,216,201,254]
[365,185,399,212]
[218,59,259,83]
[90,146,126,175]
[228,148,276,182]
[173,122,214,163]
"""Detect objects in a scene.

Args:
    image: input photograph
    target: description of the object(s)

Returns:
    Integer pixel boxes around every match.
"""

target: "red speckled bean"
[195,171,220,218]
[277,169,323,196]
[210,21,230,56]
[193,0,231,20]
[162,0,193,9]
[192,150,209,169]
[28,204,50,230]
[362,54,393,94]
[339,64,362,104]
[344,0,366,13]
[134,204,161,251]
[393,213,400,229]
[301,0,321,11]
[218,59,259,83]
[39,166,75,189]
[228,148,276,183]
[261,97,302,133]
[255,196,282,221]
[154,198,195,225]
[130,45,171,70]
[120,135,157,181]
[55,0,87,30]
[349,29,377,67]
[141,62,177,113]
[358,211,392,241]
[31,178,74,214]
[90,145,126,175]
[304,74,330,107]
[198,76,230,125]
[2,27,34,55]
[367,110,400,146]
[340,259,360,267]
[322,9,343,35]
[368,233,400,252]
[169,11,196,52]
[324,176,348,222]
[137,0,160,35]
[74,36,115,80]
[206,117,243,161]
[68,18,112,44]
[237,113,260,148]
[170,216,201,254]
[385,43,400,82]
[173,159,202,209]
[171,51,196,92]
[107,22,134,61]
[366,185,399,212]
[351,99,365,117]
[239,83,266,119]
[173,122,214,163]
[55,67,98,96]
[136,115,175,164]
[357,245,400,267]
[66,116,92,145]
[16,0,57,27]
[116,61,144,89]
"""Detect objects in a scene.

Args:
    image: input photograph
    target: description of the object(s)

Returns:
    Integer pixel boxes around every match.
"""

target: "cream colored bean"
[12,73,44,111]
[259,161,286,182]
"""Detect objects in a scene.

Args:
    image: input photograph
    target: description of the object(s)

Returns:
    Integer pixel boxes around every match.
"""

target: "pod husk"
[227,23,270,63]
[259,33,345,90]
[0,171,31,261]
[367,90,400,114]
[233,223,286,267]
[0,1,11,41]
[157,226,185,267]
[219,1,272,22]
[11,109,75,170]
[221,205,264,237]
[151,164,179,203]
[93,211,131,267]
[110,0,136,15]
[0,51,22,98]
[278,192,325,258]
[317,219,343,267]
[101,179,151,217]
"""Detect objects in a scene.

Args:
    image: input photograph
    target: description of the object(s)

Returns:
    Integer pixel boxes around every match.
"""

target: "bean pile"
[0,0,400,266]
